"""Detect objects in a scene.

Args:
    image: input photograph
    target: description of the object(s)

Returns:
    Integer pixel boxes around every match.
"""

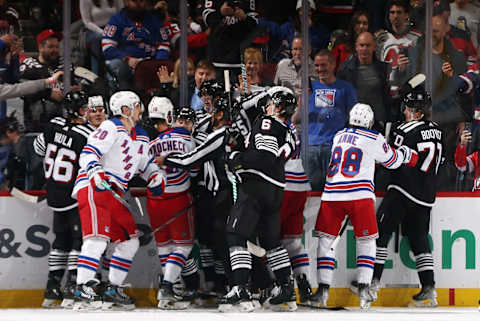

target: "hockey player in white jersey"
[311,103,418,309]
[148,105,199,310]
[71,91,165,310]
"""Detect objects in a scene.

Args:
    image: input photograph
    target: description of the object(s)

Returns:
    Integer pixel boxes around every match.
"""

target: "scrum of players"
[34,77,442,312]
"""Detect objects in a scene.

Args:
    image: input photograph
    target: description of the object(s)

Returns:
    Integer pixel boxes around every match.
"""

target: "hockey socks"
[373,246,388,281]
[229,247,252,285]
[281,238,310,277]
[356,239,375,284]
[109,238,139,286]
[316,236,336,285]
[77,238,108,284]
[47,249,68,284]
[266,246,292,283]
[416,253,435,287]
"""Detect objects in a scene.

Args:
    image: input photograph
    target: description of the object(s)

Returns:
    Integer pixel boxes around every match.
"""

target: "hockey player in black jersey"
[156,93,237,300]
[34,92,106,308]
[219,89,297,312]
[368,87,444,307]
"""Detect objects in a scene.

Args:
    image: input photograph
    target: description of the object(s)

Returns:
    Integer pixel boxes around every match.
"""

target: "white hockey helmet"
[349,103,374,129]
[88,95,105,109]
[266,86,294,98]
[109,91,141,117]
[148,96,174,126]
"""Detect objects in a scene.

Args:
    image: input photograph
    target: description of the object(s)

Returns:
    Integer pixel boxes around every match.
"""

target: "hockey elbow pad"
[86,163,108,191]
[147,171,166,197]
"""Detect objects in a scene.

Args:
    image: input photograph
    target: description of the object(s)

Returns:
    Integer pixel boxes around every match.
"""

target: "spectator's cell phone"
[398,47,408,57]
[465,121,471,133]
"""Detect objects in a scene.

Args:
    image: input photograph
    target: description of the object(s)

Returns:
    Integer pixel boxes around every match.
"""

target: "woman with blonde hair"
[236,47,274,94]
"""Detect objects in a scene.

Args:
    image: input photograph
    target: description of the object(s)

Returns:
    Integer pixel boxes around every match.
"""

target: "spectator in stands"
[102,0,170,90]
[449,0,480,48]
[157,59,216,110]
[307,49,357,190]
[158,0,209,60]
[376,0,422,88]
[79,0,124,76]
[332,10,370,73]
[0,0,21,35]
[0,113,43,190]
[202,0,259,79]
[434,0,477,65]
[235,47,274,94]
[171,57,195,89]
[274,35,316,96]
[19,29,81,131]
[337,32,391,133]
[0,32,23,118]
[399,15,467,190]
[259,0,330,62]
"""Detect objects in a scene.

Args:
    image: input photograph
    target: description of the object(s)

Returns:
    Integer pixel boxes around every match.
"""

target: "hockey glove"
[86,163,108,191]
[398,145,418,167]
[147,171,166,197]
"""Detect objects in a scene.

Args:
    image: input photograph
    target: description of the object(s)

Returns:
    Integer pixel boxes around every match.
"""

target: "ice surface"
[0,307,478,321]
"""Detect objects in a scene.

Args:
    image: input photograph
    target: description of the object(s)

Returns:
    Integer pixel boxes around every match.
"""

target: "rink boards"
[0,190,480,308]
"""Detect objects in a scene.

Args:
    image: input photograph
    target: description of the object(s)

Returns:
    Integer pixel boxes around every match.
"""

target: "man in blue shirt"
[307,49,357,190]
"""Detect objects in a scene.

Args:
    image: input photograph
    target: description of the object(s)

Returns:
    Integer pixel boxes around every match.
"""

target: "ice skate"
[357,283,373,309]
[42,284,63,308]
[102,283,135,310]
[157,282,191,310]
[296,273,313,304]
[310,283,329,308]
[61,281,76,309]
[73,279,103,311]
[410,285,438,307]
[218,285,254,313]
[268,277,297,312]
[368,278,380,303]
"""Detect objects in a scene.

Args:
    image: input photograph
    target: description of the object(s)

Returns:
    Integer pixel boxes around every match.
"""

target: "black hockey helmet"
[402,86,431,113]
[176,106,197,123]
[64,90,88,119]
[199,80,224,98]
[270,89,297,118]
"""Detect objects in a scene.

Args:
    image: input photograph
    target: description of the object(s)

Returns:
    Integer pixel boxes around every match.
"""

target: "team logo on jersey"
[315,89,336,107]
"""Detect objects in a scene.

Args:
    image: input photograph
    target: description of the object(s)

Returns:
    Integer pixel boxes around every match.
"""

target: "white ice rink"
[0,307,478,321]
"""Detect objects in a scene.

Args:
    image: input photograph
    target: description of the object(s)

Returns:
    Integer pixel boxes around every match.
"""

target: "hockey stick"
[101,181,137,214]
[224,69,264,257]
[10,188,47,204]
[149,203,194,235]
[329,217,350,251]
[134,197,144,217]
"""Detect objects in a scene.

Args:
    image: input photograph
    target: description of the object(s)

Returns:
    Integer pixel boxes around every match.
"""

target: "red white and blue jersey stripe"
[285,122,311,192]
[72,119,161,197]
[149,127,196,194]
[322,127,407,201]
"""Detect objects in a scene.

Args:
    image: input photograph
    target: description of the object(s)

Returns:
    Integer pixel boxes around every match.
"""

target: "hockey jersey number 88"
[322,127,408,201]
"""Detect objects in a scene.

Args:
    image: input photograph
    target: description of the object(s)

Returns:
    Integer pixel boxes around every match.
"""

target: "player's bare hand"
[157,65,173,83]
[442,61,454,77]
[50,88,64,102]
[397,54,410,72]
[155,155,166,167]
[234,7,246,20]
[128,57,140,69]
[460,130,472,146]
